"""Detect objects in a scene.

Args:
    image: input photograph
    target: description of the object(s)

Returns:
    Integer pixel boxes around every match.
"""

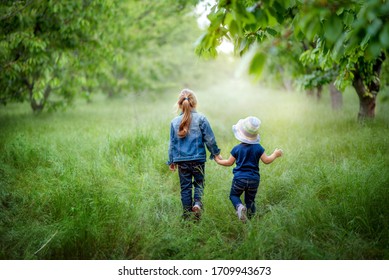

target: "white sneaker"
[236,204,247,222]
[192,204,201,213]
[192,202,202,220]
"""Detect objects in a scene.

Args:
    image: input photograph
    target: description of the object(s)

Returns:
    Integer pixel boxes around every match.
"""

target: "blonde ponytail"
[177,89,197,138]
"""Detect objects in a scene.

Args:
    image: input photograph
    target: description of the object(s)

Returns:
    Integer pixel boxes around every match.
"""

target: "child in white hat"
[215,116,283,221]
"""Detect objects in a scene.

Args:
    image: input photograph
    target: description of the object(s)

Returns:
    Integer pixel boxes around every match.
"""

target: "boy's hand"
[275,148,283,157]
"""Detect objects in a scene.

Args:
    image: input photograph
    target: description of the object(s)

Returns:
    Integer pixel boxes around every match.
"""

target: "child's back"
[231,143,264,180]
[168,89,221,220]
[215,116,282,221]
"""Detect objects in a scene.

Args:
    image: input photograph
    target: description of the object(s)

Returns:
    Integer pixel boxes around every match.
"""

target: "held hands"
[214,154,223,163]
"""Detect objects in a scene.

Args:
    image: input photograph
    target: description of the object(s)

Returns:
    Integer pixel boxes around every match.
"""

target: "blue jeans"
[230,178,259,218]
[177,162,205,215]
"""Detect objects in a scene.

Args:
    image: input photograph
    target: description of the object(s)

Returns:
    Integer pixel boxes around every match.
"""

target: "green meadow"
[1,71,389,260]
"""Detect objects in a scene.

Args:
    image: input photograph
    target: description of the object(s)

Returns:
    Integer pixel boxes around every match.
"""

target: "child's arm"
[215,154,236,166]
[260,148,283,164]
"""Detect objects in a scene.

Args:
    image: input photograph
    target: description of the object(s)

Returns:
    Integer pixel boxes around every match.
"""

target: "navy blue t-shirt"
[230,143,265,181]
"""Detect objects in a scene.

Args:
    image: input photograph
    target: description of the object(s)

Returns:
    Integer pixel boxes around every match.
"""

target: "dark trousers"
[229,178,259,218]
[177,162,205,215]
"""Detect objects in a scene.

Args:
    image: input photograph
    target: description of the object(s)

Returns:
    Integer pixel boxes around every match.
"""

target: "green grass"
[1,76,388,260]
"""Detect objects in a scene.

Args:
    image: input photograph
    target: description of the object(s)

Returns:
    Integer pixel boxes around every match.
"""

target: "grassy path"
[1,77,388,259]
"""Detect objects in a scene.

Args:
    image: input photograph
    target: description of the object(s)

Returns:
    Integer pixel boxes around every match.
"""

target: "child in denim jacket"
[215,116,282,221]
[168,89,221,220]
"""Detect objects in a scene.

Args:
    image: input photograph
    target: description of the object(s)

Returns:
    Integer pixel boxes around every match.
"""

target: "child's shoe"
[236,204,247,222]
[192,202,202,220]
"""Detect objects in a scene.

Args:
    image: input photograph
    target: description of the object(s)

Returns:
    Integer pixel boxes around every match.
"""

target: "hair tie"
[184,97,189,101]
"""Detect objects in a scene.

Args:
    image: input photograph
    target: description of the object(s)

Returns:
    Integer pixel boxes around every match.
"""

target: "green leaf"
[249,52,266,77]
[323,16,343,45]
[332,33,346,61]
[366,43,382,59]
[342,10,355,27]
[297,12,321,41]
[361,34,371,48]
[266,27,278,36]
[228,19,239,37]
[252,8,268,28]
[267,7,282,24]
[239,38,248,53]
[367,18,382,37]
[379,23,389,47]
[336,7,344,16]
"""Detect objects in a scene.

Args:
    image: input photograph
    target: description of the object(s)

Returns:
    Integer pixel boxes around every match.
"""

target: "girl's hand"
[169,163,177,171]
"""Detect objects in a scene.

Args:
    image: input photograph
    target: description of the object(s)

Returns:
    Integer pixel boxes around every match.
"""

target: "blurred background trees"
[0,1,113,111]
[0,0,199,112]
[196,0,389,120]
[1,0,388,120]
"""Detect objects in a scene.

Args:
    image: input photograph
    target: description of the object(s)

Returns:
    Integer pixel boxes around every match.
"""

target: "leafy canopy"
[196,0,389,89]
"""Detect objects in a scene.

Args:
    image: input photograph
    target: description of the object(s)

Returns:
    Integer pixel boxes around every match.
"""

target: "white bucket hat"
[232,116,261,144]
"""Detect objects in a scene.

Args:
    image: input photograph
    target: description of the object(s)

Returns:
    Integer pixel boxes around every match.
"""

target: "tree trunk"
[316,85,323,100]
[352,52,385,120]
[306,88,314,97]
[353,77,377,119]
[283,78,293,92]
[29,85,51,112]
[329,82,343,110]
[30,98,44,112]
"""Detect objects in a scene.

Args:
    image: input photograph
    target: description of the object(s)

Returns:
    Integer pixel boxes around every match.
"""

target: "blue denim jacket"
[168,111,220,164]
